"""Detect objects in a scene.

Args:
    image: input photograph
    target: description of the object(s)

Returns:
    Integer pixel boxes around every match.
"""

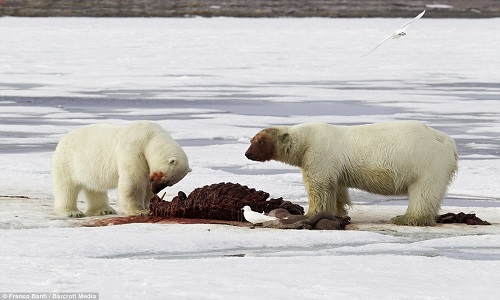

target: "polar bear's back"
[55,123,122,160]
[344,121,456,161]
[301,121,456,159]
[115,121,176,149]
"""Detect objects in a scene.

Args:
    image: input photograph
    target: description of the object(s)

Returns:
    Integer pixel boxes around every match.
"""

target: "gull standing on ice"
[363,10,426,56]
[241,205,278,224]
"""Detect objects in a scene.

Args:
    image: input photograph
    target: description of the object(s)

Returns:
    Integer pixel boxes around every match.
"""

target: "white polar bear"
[245,121,458,226]
[52,121,191,217]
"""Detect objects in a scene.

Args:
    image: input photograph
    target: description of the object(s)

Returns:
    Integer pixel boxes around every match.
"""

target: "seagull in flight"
[241,206,278,224]
[363,10,426,56]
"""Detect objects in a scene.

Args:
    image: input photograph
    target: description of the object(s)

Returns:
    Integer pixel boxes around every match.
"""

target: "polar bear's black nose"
[245,152,253,159]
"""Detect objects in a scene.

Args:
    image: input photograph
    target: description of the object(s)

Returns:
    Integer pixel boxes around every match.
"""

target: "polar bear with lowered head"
[53,121,191,217]
[245,121,458,226]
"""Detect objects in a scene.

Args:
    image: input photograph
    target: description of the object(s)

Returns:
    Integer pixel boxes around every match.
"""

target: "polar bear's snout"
[245,150,256,160]
[245,145,269,162]
[150,180,169,194]
[149,171,170,194]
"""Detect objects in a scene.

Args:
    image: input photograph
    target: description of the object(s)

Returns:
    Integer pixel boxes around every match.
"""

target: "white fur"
[52,121,191,217]
[264,121,458,226]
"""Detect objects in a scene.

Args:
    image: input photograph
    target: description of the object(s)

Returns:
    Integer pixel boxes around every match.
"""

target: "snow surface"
[1,17,500,299]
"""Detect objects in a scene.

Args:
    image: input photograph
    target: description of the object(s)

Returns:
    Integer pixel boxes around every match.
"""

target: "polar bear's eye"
[258,140,265,145]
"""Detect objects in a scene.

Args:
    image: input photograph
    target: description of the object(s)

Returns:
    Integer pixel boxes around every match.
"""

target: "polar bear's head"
[149,157,192,194]
[245,128,291,162]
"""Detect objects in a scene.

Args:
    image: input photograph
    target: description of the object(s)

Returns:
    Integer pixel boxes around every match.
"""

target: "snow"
[1,17,500,299]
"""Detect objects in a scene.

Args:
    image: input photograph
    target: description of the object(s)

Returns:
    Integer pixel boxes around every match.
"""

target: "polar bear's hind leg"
[53,179,85,218]
[391,178,447,226]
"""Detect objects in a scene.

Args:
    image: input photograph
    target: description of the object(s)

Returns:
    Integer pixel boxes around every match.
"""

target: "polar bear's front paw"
[86,206,117,216]
[65,210,85,218]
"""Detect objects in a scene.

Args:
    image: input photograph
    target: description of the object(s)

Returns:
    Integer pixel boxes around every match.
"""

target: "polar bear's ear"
[280,133,290,143]
[280,133,292,155]
[169,157,177,165]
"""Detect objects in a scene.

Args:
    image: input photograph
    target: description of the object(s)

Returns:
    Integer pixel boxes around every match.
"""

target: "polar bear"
[52,121,191,217]
[245,121,458,226]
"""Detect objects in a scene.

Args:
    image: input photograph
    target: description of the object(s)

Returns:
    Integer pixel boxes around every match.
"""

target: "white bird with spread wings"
[363,10,426,56]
